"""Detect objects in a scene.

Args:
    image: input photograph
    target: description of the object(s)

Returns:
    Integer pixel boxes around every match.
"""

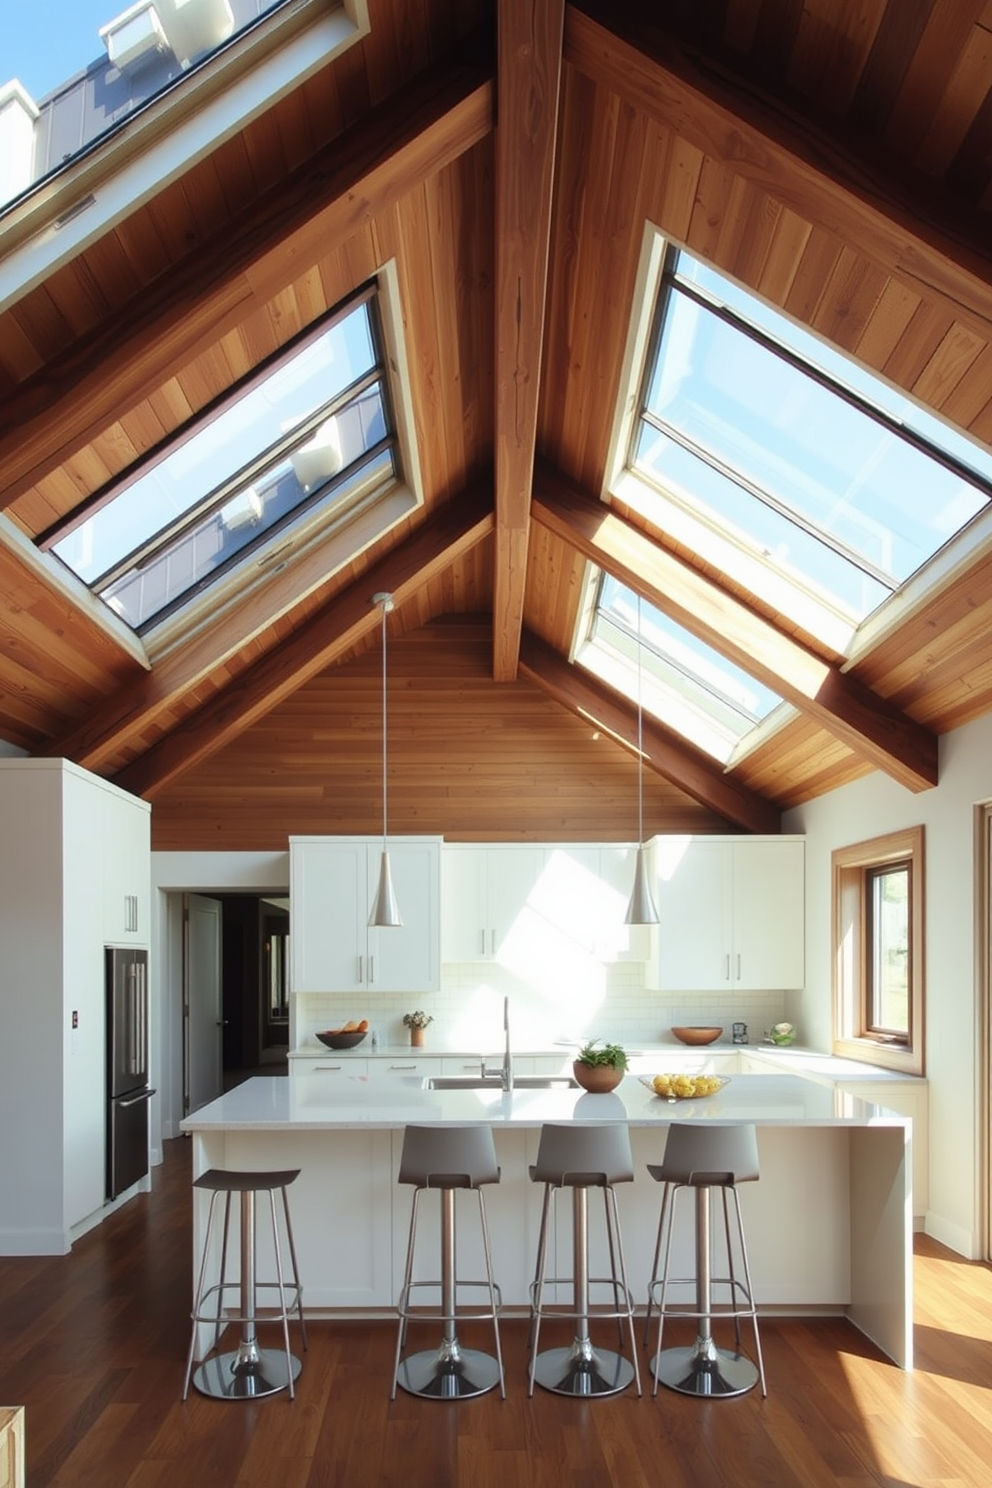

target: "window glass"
[1,1,289,216]
[631,250,992,635]
[867,863,910,1039]
[47,290,396,632]
[585,574,783,762]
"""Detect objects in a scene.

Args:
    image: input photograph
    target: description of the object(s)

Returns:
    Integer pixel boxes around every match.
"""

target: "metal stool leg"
[531,1184,637,1397]
[188,1184,304,1401]
[394,1186,503,1400]
[650,1185,760,1398]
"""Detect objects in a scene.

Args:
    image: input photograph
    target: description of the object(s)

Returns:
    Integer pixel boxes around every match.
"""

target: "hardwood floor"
[2,1139,992,1487]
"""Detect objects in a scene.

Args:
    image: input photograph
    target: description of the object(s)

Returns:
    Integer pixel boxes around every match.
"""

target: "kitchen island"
[181,1071,912,1368]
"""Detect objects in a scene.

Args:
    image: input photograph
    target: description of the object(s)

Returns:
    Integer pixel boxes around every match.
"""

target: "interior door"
[185,892,223,1114]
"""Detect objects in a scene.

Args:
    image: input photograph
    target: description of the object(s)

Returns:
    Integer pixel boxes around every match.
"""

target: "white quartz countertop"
[180,1072,910,1133]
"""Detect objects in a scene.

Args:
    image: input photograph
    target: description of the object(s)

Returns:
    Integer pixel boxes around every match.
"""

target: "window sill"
[833,1035,923,1078]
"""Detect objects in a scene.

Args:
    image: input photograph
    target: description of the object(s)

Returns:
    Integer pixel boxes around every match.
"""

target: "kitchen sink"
[425,1075,580,1091]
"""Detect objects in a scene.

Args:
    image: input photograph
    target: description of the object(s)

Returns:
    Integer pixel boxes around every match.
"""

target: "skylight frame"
[612,236,992,653]
[575,567,789,765]
[41,280,402,637]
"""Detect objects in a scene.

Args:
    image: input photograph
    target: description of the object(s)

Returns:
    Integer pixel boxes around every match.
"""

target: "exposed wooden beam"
[111,493,494,799]
[492,0,564,682]
[532,463,939,792]
[565,5,992,344]
[47,488,421,773]
[0,56,494,509]
[519,628,781,834]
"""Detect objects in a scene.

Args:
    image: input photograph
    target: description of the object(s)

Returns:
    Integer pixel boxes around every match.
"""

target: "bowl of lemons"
[639,1073,729,1101]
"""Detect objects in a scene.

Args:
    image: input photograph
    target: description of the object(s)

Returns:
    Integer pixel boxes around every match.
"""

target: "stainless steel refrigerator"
[106,946,154,1200]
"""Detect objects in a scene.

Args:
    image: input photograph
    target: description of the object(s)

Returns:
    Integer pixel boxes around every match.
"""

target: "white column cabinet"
[652,836,804,991]
[0,759,151,1254]
[290,836,441,994]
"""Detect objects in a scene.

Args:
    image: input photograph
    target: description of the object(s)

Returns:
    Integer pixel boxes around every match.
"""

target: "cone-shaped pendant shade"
[369,849,403,928]
[625,843,659,926]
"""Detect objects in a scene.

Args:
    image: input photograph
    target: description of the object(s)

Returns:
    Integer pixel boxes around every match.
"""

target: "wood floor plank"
[5,1140,992,1487]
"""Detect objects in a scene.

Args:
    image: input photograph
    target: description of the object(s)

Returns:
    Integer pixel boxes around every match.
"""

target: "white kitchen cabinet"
[0,758,151,1253]
[290,836,441,993]
[102,784,150,943]
[441,845,546,963]
[441,843,649,964]
[652,836,805,991]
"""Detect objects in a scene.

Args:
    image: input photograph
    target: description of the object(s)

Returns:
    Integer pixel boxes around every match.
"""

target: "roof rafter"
[532,462,939,792]
[492,0,564,682]
[110,490,494,799]
[0,52,494,509]
[519,629,780,833]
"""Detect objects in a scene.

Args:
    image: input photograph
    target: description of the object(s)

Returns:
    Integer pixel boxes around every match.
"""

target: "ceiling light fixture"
[625,593,660,926]
[369,591,403,928]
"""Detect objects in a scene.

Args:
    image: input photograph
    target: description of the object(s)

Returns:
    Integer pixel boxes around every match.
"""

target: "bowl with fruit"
[316,1020,369,1050]
[639,1072,730,1101]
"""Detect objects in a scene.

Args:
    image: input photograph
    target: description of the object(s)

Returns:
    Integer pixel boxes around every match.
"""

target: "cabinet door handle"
[736,953,741,981]
[480,929,486,955]
[490,928,496,956]
[358,957,363,983]
[724,954,730,982]
[368,955,375,984]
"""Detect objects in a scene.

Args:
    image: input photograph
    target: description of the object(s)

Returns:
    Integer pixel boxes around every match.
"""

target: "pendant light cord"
[380,598,388,850]
[636,594,644,848]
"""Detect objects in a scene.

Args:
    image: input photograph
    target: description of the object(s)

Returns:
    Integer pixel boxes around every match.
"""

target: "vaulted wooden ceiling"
[4,0,992,834]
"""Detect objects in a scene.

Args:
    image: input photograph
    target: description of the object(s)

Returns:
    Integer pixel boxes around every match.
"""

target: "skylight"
[46,285,398,633]
[628,247,992,641]
[579,572,785,764]
[0,0,289,216]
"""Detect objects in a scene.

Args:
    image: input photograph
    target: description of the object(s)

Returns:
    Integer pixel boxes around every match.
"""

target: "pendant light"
[369,592,403,927]
[625,593,660,926]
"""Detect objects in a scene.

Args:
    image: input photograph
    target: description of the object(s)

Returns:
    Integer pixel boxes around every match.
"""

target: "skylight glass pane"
[592,575,782,761]
[54,307,376,585]
[100,418,391,630]
[643,286,986,588]
[633,424,891,619]
[1,0,289,216]
[680,257,992,483]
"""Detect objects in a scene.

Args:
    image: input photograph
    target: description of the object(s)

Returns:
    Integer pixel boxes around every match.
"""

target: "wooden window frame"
[832,826,925,1076]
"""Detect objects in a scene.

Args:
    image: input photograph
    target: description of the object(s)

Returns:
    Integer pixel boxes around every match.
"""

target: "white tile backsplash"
[297,961,788,1052]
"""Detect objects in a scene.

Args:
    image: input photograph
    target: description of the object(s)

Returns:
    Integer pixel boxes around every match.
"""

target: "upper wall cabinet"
[290,836,441,994]
[441,843,648,965]
[652,836,805,992]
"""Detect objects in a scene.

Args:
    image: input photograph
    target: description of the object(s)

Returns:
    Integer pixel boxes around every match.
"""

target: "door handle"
[119,1088,156,1108]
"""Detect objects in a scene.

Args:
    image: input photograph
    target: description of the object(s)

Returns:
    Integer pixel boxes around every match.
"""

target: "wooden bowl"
[670,1025,724,1046]
[316,1030,367,1050]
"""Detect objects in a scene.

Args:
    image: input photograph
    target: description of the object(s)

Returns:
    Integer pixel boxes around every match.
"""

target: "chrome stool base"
[192,1344,303,1401]
[396,1340,502,1400]
[532,1338,635,1397]
[650,1339,759,1398]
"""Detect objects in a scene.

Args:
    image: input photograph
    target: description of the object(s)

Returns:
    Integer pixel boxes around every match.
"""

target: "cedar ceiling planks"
[6,1,992,825]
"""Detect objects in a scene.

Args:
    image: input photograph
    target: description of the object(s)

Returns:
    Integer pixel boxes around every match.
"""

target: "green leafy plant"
[575,1039,628,1070]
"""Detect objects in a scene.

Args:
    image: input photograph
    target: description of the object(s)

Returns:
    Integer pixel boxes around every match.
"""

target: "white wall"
[150,852,290,1142]
[785,710,992,1259]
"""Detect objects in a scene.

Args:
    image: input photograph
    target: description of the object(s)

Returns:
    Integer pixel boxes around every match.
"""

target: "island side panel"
[848,1123,913,1369]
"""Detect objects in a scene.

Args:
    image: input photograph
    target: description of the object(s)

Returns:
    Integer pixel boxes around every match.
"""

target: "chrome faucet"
[482,996,514,1092]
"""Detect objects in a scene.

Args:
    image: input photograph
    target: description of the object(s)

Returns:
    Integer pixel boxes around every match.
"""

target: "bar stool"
[645,1122,766,1398]
[182,1167,307,1402]
[527,1123,641,1398]
[392,1125,505,1400]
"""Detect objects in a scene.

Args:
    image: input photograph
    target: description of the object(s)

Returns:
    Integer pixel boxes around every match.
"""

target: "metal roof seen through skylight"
[46,286,397,633]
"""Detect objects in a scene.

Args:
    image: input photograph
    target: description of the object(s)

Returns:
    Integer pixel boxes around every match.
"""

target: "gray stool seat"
[527,1123,641,1398]
[183,1167,307,1402]
[645,1122,766,1399]
[392,1125,505,1400]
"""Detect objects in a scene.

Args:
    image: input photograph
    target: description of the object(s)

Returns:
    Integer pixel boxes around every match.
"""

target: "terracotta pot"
[572,1060,624,1093]
[410,1026,426,1048]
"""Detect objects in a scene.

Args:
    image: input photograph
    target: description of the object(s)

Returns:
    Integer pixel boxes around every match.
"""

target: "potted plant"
[403,1010,434,1048]
[573,1039,628,1093]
